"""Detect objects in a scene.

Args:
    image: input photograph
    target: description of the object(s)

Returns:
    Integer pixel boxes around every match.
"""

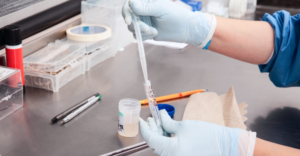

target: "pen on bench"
[61,94,102,124]
[51,93,100,123]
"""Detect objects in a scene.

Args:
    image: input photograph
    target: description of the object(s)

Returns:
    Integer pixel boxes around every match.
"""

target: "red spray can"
[4,25,25,93]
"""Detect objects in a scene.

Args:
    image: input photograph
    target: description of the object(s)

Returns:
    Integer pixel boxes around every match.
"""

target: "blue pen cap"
[157,104,175,118]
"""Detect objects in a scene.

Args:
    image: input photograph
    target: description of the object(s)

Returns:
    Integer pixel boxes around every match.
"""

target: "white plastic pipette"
[131,13,163,131]
[132,14,148,82]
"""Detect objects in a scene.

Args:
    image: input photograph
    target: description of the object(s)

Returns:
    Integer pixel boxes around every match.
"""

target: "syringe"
[131,13,164,134]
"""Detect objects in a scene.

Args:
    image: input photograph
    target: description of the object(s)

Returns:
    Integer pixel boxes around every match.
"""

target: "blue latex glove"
[259,11,300,87]
[122,0,217,49]
[139,110,256,156]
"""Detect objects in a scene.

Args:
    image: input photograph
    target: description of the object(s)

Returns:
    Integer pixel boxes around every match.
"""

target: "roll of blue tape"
[157,104,175,118]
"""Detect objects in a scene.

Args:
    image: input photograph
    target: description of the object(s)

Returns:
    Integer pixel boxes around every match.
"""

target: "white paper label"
[118,111,125,134]
[0,68,15,80]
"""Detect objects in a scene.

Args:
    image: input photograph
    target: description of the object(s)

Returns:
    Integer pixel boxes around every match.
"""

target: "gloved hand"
[139,109,257,156]
[122,0,217,49]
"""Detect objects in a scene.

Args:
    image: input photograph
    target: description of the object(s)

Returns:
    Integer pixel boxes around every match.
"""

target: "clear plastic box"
[24,43,86,92]
[59,38,116,71]
[246,0,257,14]
[24,43,86,73]
[204,0,229,17]
[25,57,86,92]
[85,40,114,71]
[0,66,23,120]
[81,0,134,55]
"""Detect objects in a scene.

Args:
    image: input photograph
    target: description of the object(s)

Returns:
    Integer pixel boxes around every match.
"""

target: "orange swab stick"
[140,89,207,105]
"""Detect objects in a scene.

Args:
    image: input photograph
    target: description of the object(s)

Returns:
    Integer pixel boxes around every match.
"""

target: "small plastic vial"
[118,98,141,137]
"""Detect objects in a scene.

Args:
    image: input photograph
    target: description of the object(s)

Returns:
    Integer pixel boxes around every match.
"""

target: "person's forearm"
[208,16,274,64]
[254,138,300,156]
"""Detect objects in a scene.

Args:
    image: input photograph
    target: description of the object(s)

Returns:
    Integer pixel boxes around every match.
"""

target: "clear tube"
[131,13,148,82]
[131,13,167,135]
[144,80,162,128]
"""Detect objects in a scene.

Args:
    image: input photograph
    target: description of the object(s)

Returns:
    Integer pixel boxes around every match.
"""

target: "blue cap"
[157,104,175,118]
[181,0,202,12]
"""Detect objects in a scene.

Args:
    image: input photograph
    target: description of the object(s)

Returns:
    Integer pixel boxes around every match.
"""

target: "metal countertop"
[0,42,300,156]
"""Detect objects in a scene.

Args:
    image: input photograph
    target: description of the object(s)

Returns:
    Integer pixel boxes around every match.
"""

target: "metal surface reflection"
[250,107,300,149]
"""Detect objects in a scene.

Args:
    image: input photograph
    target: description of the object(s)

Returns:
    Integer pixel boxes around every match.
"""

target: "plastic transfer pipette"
[131,13,163,130]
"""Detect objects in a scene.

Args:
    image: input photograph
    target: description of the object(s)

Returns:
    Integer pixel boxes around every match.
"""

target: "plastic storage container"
[118,98,141,137]
[229,0,247,18]
[81,0,134,55]
[60,38,116,71]
[246,0,257,14]
[204,0,229,17]
[0,66,23,120]
[24,43,86,92]
[85,41,113,71]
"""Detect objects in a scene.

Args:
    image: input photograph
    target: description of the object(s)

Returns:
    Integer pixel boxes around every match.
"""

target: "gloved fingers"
[131,22,157,41]
[139,118,173,155]
[142,35,155,41]
[147,117,159,133]
[122,0,132,25]
[160,109,180,134]
[128,21,157,35]
[128,24,134,33]
[129,0,160,17]
[133,34,155,41]
[140,16,152,26]
[139,118,159,141]
[147,117,164,135]
[132,31,157,40]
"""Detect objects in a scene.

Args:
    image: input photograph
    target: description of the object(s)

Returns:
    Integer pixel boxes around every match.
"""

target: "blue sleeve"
[259,10,300,87]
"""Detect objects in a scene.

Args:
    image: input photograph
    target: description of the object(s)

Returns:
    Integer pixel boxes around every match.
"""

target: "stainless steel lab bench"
[0,7,300,156]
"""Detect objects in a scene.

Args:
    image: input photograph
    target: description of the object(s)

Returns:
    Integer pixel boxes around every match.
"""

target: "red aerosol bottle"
[4,25,25,93]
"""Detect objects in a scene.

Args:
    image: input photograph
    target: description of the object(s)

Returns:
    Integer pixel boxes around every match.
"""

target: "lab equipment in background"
[59,37,115,71]
[81,0,134,55]
[62,94,101,124]
[4,25,25,93]
[64,19,114,71]
[203,0,229,17]
[157,104,175,118]
[246,0,257,14]
[0,66,23,120]
[140,89,207,105]
[228,0,247,18]
[51,93,100,123]
[118,98,141,137]
[66,25,112,42]
[23,42,86,92]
